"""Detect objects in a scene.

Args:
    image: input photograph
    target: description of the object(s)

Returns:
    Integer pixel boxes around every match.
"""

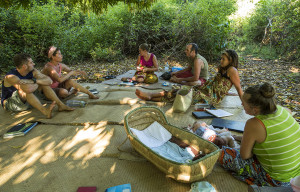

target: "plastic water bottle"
[164,62,169,72]
[66,100,86,107]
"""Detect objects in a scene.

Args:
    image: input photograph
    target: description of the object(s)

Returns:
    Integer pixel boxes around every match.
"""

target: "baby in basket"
[186,121,238,148]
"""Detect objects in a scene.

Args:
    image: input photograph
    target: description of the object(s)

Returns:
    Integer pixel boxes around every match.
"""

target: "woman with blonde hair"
[219,82,300,187]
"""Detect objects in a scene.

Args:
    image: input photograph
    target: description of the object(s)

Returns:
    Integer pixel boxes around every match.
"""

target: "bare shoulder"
[246,117,262,128]
[4,73,17,81]
[43,63,53,72]
[4,73,19,87]
[227,66,238,73]
[194,57,203,67]
[227,66,239,77]
[245,117,265,141]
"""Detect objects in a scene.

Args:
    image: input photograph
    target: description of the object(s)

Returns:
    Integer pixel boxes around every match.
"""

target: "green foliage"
[238,43,277,60]
[15,1,65,61]
[170,0,236,59]
[231,0,300,61]
[0,0,237,72]
[119,1,176,55]
[0,8,21,71]
[0,0,155,14]
[90,44,123,62]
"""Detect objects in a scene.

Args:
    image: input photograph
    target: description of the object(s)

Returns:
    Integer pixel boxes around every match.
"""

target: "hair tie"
[48,46,57,59]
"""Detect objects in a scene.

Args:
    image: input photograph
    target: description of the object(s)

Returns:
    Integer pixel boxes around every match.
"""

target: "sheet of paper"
[205,109,233,118]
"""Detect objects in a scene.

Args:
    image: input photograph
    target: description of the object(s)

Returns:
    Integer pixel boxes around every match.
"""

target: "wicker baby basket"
[124,106,220,183]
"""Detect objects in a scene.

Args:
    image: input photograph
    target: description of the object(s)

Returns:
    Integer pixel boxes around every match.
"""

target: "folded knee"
[20,84,38,93]
[59,89,69,98]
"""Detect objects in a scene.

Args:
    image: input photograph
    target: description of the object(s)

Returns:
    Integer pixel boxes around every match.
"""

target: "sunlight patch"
[15,111,32,118]
[62,126,105,151]
[290,67,299,73]
[40,151,57,164]
[91,128,114,156]
[110,163,116,173]
[13,168,35,184]
[120,97,138,105]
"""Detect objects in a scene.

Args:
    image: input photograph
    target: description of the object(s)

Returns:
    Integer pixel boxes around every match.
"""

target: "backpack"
[160,71,171,80]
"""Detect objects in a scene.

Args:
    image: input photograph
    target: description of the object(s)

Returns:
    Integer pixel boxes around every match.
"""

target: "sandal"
[104,75,116,79]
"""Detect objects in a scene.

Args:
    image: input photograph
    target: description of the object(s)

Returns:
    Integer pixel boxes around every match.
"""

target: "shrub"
[234,0,299,61]
[0,0,238,72]
[90,43,123,62]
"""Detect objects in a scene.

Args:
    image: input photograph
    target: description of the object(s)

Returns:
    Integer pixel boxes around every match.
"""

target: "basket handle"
[117,136,129,152]
[117,136,145,161]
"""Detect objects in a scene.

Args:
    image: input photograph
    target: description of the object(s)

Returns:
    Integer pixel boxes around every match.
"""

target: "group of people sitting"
[1,43,299,188]
[1,46,99,118]
[131,42,299,189]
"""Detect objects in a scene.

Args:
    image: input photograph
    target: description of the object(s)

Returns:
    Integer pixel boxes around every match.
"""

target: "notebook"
[77,187,97,192]
[192,111,215,119]
[211,118,245,133]
[3,122,38,139]
[205,109,233,118]
[105,183,131,192]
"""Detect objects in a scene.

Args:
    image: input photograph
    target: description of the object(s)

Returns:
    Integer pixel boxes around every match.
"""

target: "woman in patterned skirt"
[136,49,243,105]
[220,82,300,187]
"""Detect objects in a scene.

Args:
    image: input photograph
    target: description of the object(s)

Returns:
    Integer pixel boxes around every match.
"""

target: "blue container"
[171,67,183,72]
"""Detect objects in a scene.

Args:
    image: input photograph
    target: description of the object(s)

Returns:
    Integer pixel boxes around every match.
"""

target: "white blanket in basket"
[130,121,172,148]
[130,121,194,163]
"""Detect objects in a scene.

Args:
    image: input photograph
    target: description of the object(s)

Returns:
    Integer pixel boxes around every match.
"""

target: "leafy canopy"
[0,0,156,14]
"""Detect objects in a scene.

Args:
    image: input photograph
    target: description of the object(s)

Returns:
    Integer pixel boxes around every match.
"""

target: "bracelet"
[32,78,37,84]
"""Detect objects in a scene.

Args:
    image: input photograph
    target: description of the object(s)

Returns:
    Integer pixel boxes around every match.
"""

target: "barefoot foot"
[135,89,151,101]
[46,101,56,119]
[89,94,99,99]
[58,104,75,112]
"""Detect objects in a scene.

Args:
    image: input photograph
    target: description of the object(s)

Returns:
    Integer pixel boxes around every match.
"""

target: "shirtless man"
[170,43,209,86]
[1,53,74,118]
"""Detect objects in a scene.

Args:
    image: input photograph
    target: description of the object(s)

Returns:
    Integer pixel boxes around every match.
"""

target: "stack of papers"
[205,109,233,118]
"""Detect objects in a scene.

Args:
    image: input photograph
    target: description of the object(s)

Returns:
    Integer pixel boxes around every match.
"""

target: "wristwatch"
[32,78,37,84]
